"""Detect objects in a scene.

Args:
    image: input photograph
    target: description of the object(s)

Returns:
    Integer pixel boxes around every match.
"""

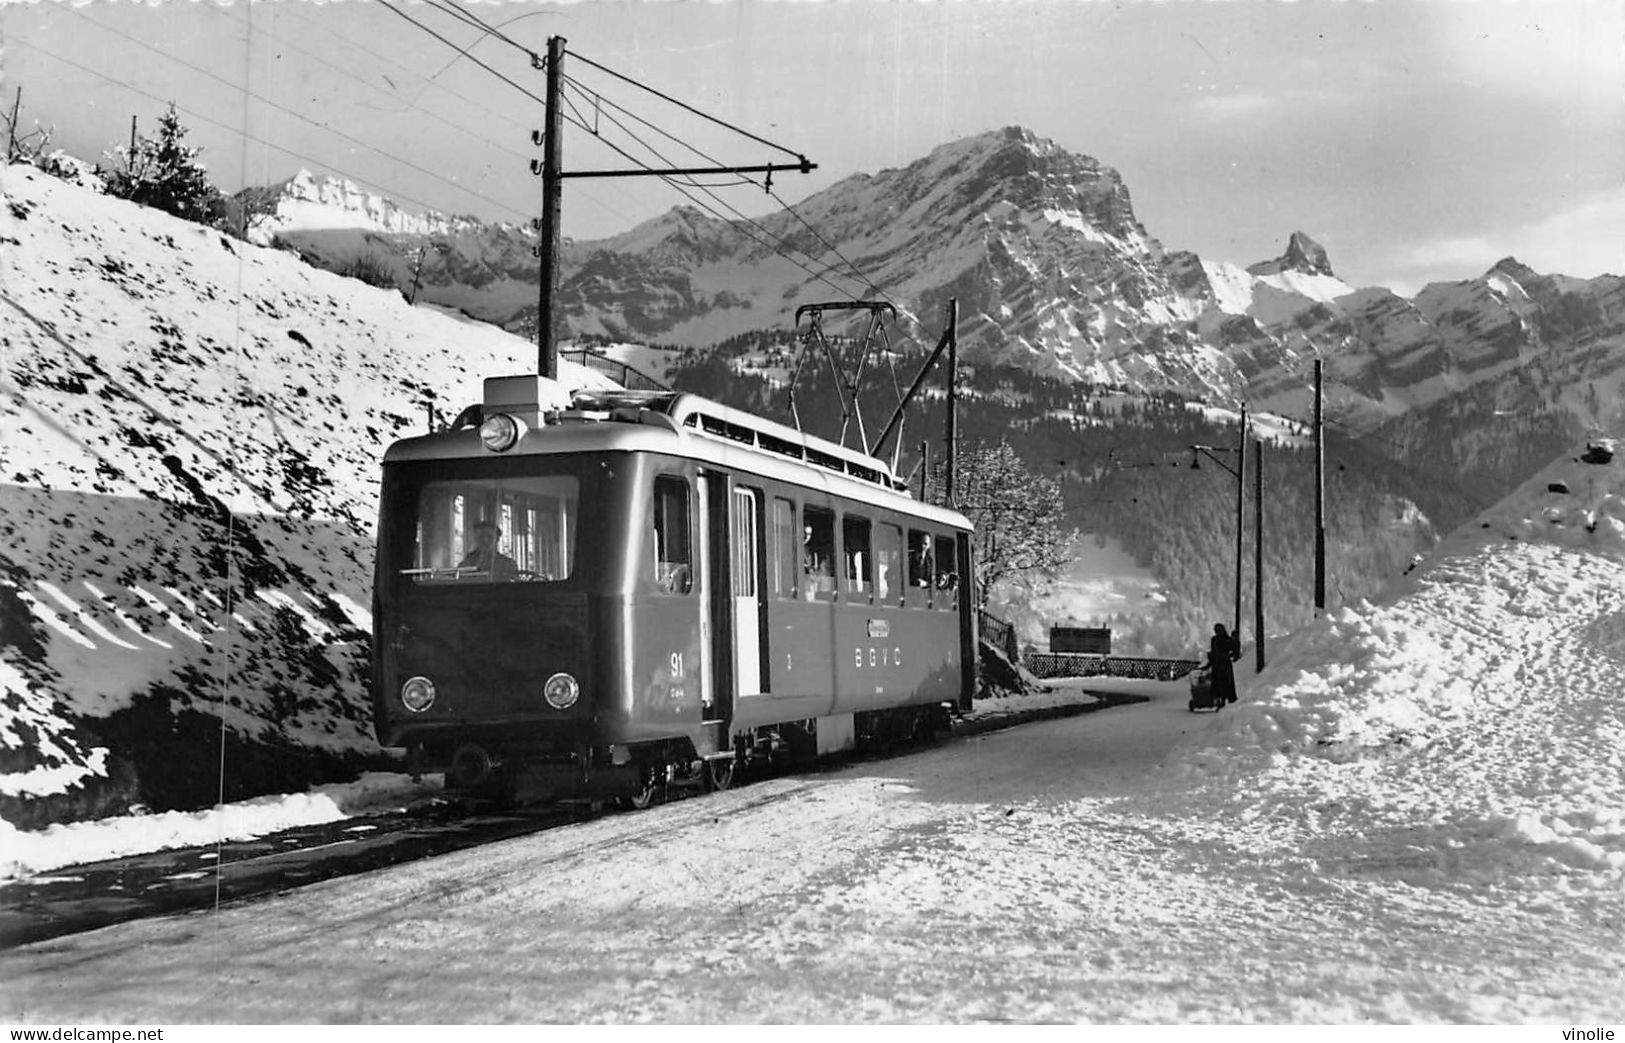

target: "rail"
[1022,652,1199,682]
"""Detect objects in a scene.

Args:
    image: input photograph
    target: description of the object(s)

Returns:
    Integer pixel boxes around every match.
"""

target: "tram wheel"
[619,769,660,811]
[703,757,736,792]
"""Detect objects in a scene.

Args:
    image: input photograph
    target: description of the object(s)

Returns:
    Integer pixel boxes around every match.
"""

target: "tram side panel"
[745,503,965,726]
[617,455,707,743]
[830,595,962,717]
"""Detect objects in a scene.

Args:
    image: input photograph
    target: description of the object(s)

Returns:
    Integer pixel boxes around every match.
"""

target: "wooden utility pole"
[1254,437,1265,672]
[535,36,566,379]
[130,115,138,152]
[7,88,20,160]
[1313,359,1326,613]
[944,298,959,507]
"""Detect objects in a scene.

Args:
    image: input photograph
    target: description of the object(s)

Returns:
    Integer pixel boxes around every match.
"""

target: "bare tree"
[5,87,55,165]
[948,439,1077,608]
[218,184,282,241]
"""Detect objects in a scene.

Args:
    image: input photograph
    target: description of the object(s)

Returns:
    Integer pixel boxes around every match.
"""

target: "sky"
[5,0,1622,296]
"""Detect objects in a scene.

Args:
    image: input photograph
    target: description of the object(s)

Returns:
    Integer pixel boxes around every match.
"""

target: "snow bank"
[1165,435,1625,890]
[0,772,440,880]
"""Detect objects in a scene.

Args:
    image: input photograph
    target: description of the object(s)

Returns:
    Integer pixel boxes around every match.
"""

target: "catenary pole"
[1314,358,1325,613]
[1234,404,1247,639]
[536,36,566,379]
[1254,437,1265,672]
[944,298,958,507]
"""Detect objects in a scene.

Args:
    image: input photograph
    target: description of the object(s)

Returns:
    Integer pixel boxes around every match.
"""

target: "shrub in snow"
[99,103,225,226]
[33,150,105,193]
[338,251,399,291]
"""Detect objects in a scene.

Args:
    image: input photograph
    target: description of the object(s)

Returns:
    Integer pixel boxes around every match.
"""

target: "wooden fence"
[560,349,667,391]
[1023,652,1199,682]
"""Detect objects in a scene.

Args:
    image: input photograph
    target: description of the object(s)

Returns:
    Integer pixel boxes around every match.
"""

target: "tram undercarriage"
[429,701,952,811]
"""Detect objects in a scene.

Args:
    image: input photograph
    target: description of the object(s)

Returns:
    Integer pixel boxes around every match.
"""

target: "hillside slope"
[0,164,609,828]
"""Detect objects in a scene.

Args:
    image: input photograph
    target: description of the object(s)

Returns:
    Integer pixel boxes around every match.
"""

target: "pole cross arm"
[794,301,897,324]
[561,159,816,179]
[1190,444,1240,478]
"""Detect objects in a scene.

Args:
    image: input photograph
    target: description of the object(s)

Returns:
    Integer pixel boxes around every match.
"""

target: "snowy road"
[3,680,1618,1023]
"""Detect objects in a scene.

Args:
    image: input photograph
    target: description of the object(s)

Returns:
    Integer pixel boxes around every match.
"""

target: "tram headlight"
[543,671,580,710]
[400,675,436,713]
[478,413,523,453]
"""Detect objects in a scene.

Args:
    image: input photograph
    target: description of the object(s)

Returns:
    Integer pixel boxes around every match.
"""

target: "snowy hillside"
[0,163,611,829]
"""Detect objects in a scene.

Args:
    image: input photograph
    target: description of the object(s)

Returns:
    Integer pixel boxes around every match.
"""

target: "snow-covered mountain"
[255,168,551,329]
[0,163,611,830]
[260,127,1625,439]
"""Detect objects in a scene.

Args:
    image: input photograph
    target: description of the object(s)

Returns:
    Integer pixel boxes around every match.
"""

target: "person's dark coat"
[1209,625,1241,704]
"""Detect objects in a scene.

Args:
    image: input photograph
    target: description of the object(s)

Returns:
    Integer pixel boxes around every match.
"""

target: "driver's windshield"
[402,475,579,584]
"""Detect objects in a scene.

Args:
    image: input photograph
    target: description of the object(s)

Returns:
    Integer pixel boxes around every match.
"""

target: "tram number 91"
[855,646,903,669]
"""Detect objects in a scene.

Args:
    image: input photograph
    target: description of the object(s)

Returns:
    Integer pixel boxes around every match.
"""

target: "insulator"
[531,129,544,147]
[530,158,543,176]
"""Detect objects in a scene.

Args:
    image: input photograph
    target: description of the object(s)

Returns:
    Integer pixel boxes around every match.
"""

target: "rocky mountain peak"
[1247,230,1334,278]
[264,168,490,238]
[1487,256,1539,283]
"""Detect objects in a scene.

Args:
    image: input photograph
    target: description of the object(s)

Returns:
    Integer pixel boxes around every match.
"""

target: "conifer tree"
[101,103,223,224]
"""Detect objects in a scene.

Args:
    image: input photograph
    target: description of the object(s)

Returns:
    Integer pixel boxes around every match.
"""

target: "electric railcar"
[371,375,977,806]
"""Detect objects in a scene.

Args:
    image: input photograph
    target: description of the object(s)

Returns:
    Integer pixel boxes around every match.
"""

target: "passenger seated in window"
[803,524,833,597]
[803,524,833,578]
[459,521,517,580]
[911,548,933,587]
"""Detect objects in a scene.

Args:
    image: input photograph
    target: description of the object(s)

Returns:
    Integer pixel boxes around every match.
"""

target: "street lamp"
[1189,404,1249,644]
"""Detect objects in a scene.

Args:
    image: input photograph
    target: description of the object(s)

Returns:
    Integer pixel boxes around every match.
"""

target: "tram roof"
[382,378,971,529]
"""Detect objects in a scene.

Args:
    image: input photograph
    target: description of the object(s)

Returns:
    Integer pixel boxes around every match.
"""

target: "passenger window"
[907,530,933,589]
[653,475,691,595]
[934,534,959,607]
[771,498,797,599]
[731,487,759,598]
[876,524,902,603]
[842,515,872,599]
[803,506,836,600]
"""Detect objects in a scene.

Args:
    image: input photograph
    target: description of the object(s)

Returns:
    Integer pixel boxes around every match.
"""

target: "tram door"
[697,474,718,723]
[730,487,763,696]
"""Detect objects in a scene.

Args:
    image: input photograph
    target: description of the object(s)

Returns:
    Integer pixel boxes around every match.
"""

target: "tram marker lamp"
[544,672,580,710]
[401,675,436,713]
[479,413,524,452]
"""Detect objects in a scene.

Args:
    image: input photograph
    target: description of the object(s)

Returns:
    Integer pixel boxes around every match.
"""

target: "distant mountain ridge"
[260,126,1625,442]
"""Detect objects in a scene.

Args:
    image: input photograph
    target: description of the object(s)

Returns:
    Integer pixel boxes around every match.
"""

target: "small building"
[1050,626,1110,654]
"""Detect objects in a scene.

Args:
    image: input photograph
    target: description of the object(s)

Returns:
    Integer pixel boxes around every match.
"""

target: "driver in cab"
[460,520,518,580]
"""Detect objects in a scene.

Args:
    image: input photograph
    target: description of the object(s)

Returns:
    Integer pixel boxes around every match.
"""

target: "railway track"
[0,689,1138,948]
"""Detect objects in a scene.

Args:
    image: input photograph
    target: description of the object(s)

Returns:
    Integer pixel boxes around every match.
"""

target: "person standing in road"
[1209,623,1241,704]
